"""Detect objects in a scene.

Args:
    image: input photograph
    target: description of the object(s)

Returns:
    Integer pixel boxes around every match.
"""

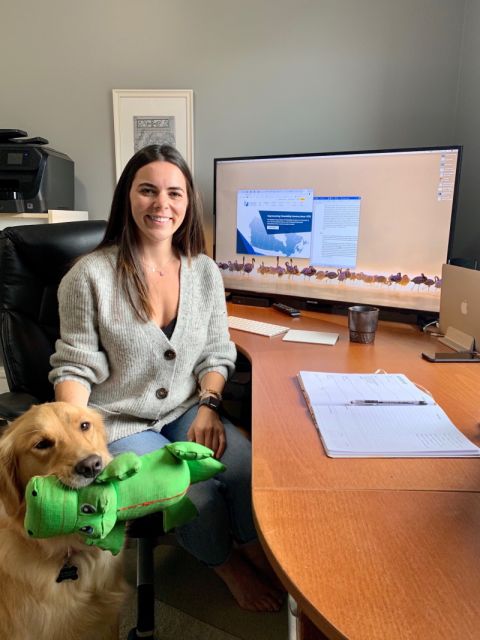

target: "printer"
[0,129,74,213]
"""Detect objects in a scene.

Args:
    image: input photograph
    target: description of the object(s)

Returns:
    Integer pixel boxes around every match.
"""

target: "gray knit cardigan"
[49,246,236,443]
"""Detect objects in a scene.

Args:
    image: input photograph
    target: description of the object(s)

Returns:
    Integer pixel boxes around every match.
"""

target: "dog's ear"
[0,427,24,516]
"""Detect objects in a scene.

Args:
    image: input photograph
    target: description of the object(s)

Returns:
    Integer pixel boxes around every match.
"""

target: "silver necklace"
[142,254,176,276]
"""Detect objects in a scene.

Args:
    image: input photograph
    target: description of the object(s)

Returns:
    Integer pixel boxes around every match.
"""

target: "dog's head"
[0,402,111,517]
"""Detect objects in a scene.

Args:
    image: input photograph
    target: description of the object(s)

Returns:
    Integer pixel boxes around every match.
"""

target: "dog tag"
[56,563,79,583]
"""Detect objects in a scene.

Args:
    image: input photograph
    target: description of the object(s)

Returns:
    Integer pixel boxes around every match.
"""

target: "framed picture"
[112,89,194,179]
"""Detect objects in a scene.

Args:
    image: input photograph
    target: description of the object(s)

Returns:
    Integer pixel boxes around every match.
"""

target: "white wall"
[0,0,467,252]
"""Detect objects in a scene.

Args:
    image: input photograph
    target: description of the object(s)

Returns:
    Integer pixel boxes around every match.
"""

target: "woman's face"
[129,160,189,248]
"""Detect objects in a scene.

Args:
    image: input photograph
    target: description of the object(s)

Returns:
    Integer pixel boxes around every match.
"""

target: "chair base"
[127,628,155,640]
[127,536,157,639]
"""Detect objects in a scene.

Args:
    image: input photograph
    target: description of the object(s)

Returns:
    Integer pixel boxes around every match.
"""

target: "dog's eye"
[80,421,91,431]
[34,438,54,450]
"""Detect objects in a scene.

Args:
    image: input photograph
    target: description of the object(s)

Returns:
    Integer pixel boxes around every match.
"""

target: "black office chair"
[0,221,158,640]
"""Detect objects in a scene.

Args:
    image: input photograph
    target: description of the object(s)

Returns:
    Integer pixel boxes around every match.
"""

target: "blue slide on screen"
[236,189,314,257]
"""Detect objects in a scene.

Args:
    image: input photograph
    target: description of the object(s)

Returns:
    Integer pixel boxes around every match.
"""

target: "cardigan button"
[164,349,176,360]
[156,388,168,399]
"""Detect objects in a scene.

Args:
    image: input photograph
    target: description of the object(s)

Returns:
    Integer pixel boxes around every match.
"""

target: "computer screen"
[213,146,462,313]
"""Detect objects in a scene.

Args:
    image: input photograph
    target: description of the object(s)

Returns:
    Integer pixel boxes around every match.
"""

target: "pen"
[350,400,428,406]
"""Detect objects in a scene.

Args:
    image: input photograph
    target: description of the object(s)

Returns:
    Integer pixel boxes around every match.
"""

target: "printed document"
[298,371,480,458]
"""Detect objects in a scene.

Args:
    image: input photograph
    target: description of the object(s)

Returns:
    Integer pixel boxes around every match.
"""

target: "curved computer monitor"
[213,146,462,314]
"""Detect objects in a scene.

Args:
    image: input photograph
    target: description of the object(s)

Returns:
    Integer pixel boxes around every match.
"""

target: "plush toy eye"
[80,422,91,431]
[80,503,96,514]
[34,438,54,450]
[80,525,94,535]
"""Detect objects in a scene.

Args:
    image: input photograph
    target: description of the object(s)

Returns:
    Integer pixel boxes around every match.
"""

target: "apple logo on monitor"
[461,299,469,315]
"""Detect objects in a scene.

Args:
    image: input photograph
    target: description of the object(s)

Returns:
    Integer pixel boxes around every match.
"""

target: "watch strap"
[199,395,222,412]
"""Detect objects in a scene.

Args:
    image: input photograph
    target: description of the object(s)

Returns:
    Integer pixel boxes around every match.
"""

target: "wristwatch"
[198,395,222,412]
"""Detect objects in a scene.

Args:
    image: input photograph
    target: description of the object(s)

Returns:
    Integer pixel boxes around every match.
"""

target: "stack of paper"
[298,371,480,458]
[283,329,339,346]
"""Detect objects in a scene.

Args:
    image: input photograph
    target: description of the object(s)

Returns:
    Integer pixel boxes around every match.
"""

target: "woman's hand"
[187,406,226,459]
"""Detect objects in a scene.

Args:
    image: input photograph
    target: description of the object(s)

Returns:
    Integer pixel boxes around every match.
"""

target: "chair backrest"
[0,220,107,402]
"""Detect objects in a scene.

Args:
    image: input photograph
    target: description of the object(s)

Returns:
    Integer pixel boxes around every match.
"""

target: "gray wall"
[0,0,473,253]
[453,0,480,260]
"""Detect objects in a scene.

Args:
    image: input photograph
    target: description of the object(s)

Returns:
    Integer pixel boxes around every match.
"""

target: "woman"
[49,144,283,611]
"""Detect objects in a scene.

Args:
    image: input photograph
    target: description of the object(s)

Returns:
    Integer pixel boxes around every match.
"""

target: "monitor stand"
[230,293,270,308]
[438,326,475,352]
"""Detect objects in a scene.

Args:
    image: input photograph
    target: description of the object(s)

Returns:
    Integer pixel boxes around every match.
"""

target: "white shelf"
[0,210,88,229]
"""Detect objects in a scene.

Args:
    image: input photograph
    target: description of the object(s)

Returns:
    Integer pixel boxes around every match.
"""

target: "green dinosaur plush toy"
[24,442,225,555]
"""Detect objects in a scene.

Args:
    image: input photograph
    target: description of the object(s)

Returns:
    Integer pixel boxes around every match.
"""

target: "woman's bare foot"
[239,539,286,593]
[213,549,284,612]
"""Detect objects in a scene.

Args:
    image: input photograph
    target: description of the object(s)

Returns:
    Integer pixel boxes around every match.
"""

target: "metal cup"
[348,305,379,344]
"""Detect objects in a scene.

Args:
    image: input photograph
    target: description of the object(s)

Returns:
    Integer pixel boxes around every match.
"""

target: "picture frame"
[112,89,194,179]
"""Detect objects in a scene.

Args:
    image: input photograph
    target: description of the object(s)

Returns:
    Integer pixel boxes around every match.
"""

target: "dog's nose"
[75,455,103,478]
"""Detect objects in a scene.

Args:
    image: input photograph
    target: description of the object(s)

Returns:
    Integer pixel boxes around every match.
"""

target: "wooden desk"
[228,304,480,640]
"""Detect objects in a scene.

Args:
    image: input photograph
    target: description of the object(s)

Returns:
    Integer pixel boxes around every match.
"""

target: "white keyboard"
[228,315,289,337]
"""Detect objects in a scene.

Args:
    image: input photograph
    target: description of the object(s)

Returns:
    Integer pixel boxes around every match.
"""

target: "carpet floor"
[121,544,289,640]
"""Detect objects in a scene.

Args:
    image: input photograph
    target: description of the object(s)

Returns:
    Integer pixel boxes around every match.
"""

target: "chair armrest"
[0,392,40,421]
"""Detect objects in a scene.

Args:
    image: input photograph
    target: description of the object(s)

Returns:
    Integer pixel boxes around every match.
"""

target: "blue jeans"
[108,405,257,566]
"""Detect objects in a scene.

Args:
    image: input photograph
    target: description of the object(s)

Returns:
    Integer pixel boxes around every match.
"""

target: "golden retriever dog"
[0,402,128,640]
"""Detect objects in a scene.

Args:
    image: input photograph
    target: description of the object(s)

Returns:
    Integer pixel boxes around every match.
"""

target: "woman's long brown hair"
[97,144,206,320]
